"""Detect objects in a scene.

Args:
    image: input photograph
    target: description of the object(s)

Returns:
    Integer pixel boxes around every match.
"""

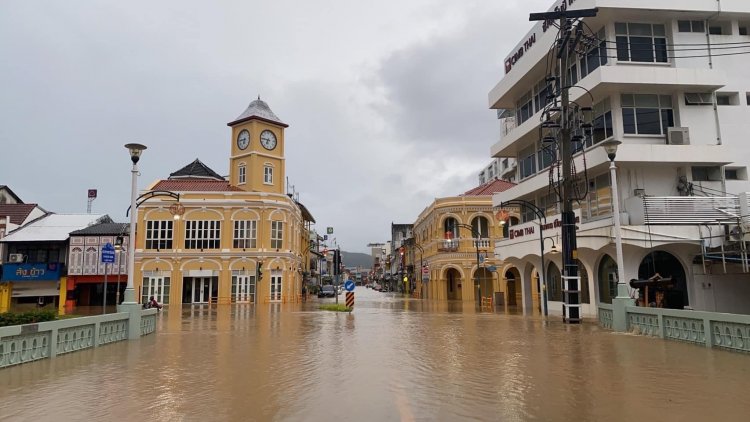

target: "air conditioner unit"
[727,224,750,242]
[667,127,690,145]
[8,253,24,263]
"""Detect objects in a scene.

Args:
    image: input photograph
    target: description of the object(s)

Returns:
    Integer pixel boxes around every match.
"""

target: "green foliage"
[0,309,58,327]
[319,304,352,312]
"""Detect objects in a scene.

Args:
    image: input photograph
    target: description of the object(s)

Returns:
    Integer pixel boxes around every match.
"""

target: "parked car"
[318,285,336,298]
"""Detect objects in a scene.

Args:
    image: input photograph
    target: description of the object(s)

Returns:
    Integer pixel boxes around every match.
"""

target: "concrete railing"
[598,302,750,354]
[0,308,158,369]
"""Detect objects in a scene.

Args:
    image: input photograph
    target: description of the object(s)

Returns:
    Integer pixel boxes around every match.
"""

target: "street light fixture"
[601,139,628,298]
[123,143,146,305]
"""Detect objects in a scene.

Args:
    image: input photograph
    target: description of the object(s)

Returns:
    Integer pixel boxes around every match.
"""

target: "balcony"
[437,238,492,252]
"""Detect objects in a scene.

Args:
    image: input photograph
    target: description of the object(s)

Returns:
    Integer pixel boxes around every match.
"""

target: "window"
[271,221,283,249]
[621,94,674,135]
[471,216,489,238]
[677,20,705,33]
[716,92,739,106]
[589,98,613,146]
[685,93,713,106]
[516,90,534,125]
[264,165,273,184]
[519,145,537,179]
[84,246,98,274]
[708,21,732,35]
[581,173,612,220]
[185,220,221,249]
[521,200,537,223]
[145,220,173,250]
[539,192,558,217]
[741,26,749,36]
[579,29,608,79]
[238,164,246,184]
[443,218,458,239]
[725,167,747,180]
[615,23,668,63]
[538,142,556,171]
[233,220,257,248]
[534,78,552,113]
[692,166,722,181]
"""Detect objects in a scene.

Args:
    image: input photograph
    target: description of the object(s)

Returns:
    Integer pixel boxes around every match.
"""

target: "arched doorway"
[504,268,521,306]
[446,268,462,300]
[475,267,493,304]
[597,255,618,304]
[637,251,688,309]
[547,262,562,302]
[576,260,590,304]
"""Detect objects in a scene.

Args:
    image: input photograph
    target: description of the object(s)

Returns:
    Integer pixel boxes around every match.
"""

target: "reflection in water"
[2,288,749,421]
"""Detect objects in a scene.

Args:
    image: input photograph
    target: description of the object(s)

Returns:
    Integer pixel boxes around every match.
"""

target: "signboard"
[488,265,497,273]
[327,227,334,235]
[422,267,429,274]
[344,280,355,292]
[2,263,62,281]
[101,242,116,263]
[88,189,97,199]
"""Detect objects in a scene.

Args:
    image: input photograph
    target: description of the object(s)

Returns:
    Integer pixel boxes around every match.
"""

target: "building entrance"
[183,277,218,304]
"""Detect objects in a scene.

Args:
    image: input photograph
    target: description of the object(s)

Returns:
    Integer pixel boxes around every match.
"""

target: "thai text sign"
[2,263,62,281]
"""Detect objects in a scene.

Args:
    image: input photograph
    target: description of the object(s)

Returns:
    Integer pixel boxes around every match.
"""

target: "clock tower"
[228,97,288,194]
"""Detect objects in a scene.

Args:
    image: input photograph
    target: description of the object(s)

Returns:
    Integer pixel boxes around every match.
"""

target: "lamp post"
[499,200,549,316]
[123,143,146,305]
[602,140,627,298]
[413,243,424,297]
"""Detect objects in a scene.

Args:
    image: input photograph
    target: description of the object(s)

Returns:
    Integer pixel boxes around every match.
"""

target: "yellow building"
[133,98,314,305]
[412,180,541,308]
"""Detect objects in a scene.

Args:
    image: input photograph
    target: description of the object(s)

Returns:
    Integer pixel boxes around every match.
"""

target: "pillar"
[0,282,11,313]
[520,271,534,315]
[58,277,67,314]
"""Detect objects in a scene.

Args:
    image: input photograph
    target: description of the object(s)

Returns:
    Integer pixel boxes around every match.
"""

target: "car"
[318,285,336,298]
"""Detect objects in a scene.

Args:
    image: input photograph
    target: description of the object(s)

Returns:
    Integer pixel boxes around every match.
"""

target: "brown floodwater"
[1,288,749,422]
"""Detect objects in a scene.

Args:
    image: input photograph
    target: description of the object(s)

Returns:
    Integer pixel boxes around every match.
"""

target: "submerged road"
[1,288,749,421]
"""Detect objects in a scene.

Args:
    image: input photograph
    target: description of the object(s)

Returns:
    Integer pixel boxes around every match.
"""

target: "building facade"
[412,180,514,304]
[489,0,750,317]
[132,98,315,306]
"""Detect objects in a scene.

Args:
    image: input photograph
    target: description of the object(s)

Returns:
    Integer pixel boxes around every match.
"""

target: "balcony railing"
[437,238,492,252]
[638,196,745,225]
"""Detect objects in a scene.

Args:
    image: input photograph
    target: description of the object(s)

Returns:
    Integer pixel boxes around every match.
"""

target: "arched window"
[598,255,618,304]
[443,217,458,239]
[471,216,490,238]
[547,261,563,302]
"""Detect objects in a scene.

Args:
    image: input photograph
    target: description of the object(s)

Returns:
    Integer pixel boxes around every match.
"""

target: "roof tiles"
[462,179,516,196]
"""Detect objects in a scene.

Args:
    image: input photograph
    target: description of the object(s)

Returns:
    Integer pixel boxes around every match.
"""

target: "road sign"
[345,291,354,308]
[344,280,355,292]
[327,227,334,234]
[101,243,116,263]
[488,265,497,272]
[422,267,429,274]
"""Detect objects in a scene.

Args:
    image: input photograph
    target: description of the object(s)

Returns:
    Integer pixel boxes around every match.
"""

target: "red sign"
[422,267,429,274]
[87,189,97,199]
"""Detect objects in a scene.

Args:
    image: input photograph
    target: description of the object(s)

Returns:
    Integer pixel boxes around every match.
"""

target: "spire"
[227,97,288,127]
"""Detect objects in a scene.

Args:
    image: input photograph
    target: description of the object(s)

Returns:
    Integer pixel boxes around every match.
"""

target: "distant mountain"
[341,251,373,269]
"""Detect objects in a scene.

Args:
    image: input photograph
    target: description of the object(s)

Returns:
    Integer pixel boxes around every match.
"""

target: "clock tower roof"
[228,97,288,128]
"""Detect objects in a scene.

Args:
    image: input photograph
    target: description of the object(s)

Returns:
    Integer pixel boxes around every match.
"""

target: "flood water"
[2,288,749,422]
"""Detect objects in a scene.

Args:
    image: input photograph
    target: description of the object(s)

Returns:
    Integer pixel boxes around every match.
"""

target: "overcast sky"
[0,0,550,253]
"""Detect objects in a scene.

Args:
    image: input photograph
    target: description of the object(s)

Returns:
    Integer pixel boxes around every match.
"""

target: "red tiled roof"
[462,179,516,196]
[0,204,38,225]
[151,179,243,192]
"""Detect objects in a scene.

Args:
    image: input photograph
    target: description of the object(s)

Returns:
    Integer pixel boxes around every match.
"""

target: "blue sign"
[344,280,355,292]
[101,243,116,263]
[487,265,497,273]
[2,263,62,281]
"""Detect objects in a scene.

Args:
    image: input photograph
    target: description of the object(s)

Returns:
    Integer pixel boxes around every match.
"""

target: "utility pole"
[530,7,598,324]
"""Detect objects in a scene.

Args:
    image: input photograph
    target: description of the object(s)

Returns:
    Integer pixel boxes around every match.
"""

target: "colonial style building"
[489,0,750,316]
[132,98,315,306]
[412,179,514,304]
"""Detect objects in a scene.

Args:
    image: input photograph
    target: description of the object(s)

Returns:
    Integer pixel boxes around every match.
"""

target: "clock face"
[260,130,277,150]
[237,129,250,150]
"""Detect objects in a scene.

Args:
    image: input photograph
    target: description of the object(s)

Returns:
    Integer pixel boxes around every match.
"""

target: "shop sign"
[504,0,580,74]
[2,263,62,281]
[508,211,581,240]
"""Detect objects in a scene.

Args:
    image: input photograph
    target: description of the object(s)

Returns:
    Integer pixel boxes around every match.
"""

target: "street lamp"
[601,140,627,298]
[499,199,549,316]
[123,143,146,305]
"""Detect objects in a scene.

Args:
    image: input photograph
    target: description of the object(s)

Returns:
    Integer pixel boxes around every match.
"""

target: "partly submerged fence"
[598,303,750,353]
[0,309,158,369]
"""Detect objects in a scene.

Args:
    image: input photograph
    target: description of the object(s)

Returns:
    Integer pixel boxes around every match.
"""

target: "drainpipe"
[707,0,722,145]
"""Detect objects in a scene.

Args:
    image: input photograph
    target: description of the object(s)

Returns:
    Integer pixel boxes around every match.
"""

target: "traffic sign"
[327,227,334,234]
[101,243,116,263]
[488,265,497,272]
[346,291,354,308]
[422,266,429,274]
[344,280,355,292]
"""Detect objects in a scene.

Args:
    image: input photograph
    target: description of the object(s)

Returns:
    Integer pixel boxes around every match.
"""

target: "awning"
[11,281,60,297]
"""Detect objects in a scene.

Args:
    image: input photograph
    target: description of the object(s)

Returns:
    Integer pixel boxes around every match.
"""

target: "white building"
[478,156,517,185]
[489,0,750,317]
